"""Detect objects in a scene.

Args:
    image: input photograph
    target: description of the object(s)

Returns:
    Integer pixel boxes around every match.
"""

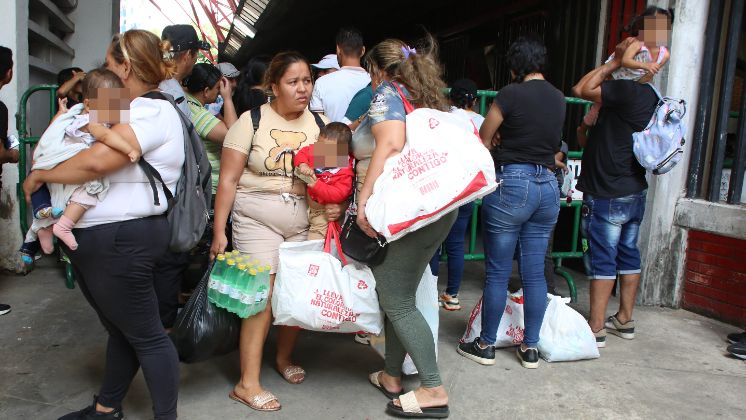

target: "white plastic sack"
[460,290,526,348]
[272,224,383,334]
[371,267,439,375]
[537,295,600,362]
[366,89,497,242]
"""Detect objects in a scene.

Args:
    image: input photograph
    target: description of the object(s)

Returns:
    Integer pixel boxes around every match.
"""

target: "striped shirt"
[186,93,221,193]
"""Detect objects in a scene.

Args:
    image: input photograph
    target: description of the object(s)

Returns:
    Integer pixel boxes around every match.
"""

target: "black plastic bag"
[169,262,240,363]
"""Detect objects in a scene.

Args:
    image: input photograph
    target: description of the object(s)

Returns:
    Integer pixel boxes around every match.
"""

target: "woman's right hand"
[210,231,228,261]
[356,203,379,239]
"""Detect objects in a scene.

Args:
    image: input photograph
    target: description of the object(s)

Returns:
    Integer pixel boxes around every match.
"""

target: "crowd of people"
[0,6,743,420]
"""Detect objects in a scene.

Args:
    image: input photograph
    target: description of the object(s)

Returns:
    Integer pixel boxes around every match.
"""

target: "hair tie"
[162,51,174,61]
[401,45,417,60]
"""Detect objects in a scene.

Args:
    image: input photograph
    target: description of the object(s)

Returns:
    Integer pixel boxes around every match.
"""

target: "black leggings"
[65,216,179,420]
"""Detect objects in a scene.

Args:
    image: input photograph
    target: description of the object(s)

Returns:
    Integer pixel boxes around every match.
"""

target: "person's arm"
[210,148,247,259]
[356,120,406,237]
[219,77,238,128]
[88,122,142,162]
[56,71,85,99]
[23,124,135,202]
[479,103,504,150]
[620,40,649,70]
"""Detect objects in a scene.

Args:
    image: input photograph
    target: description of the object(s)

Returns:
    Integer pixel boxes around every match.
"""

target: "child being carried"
[293,122,354,240]
[20,68,139,262]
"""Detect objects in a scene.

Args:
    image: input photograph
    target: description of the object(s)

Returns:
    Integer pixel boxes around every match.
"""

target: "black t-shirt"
[492,80,566,168]
[576,80,657,198]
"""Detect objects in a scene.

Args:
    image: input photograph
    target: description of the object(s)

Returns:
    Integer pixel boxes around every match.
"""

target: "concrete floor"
[0,256,744,420]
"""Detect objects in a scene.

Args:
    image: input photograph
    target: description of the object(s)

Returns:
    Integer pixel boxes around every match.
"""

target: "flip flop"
[228,390,281,412]
[368,370,400,400]
[386,391,450,418]
[278,365,306,384]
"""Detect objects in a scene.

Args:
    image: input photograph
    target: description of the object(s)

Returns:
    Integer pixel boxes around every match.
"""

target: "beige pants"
[307,207,328,240]
[231,190,309,274]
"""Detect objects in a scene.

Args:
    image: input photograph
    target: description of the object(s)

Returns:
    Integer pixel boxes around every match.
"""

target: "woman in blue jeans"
[457,36,566,369]
[430,79,485,311]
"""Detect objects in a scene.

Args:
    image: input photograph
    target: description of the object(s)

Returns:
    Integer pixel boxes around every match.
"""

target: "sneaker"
[58,396,124,420]
[354,333,370,345]
[516,344,539,369]
[457,338,496,365]
[605,314,635,339]
[726,331,746,344]
[19,240,41,265]
[0,304,10,316]
[727,341,746,360]
[438,292,461,311]
[593,328,607,348]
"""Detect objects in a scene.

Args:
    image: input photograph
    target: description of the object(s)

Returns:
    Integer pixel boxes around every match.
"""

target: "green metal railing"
[457,92,592,302]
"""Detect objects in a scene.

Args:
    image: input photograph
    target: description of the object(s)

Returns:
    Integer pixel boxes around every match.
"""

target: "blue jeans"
[429,202,474,295]
[581,191,646,280]
[31,184,52,217]
[481,164,560,347]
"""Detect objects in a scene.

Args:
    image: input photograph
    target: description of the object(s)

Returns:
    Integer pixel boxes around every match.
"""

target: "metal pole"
[707,0,743,202]
[687,0,724,199]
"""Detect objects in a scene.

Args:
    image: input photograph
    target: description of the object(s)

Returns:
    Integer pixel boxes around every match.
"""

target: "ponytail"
[109,30,176,85]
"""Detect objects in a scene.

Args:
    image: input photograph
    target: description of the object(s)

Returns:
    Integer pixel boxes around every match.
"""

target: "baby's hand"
[128,149,141,163]
[298,163,314,176]
[645,62,661,75]
[56,98,69,115]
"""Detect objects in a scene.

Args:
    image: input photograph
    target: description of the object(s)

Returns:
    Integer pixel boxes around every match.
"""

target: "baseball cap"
[311,54,340,70]
[161,24,210,52]
[450,79,478,99]
[217,62,240,78]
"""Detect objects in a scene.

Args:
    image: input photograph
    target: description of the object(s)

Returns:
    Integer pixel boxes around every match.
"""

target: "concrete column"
[0,0,29,272]
[637,0,709,306]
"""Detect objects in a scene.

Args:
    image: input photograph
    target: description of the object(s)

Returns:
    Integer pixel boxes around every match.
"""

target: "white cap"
[216,62,240,78]
[311,54,340,70]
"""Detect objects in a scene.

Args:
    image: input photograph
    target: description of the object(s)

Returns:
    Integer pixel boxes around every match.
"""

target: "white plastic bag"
[272,223,383,334]
[538,295,600,362]
[365,84,497,242]
[460,290,526,348]
[370,267,439,374]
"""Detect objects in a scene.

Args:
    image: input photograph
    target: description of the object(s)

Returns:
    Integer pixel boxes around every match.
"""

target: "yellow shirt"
[223,103,329,195]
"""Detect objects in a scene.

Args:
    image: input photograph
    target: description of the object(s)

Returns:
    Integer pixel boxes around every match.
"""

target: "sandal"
[368,370,401,400]
[229,390,281,412]
[278,365,306,384]
[386,391,449,418]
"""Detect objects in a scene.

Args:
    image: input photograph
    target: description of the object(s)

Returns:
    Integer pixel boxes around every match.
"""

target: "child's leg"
[307,207,328,240]
[53,203,88,250]
[31,184,63,219]
[37,227,55,254]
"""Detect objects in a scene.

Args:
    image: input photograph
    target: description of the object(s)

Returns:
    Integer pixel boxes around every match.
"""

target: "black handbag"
[340,213,388,266]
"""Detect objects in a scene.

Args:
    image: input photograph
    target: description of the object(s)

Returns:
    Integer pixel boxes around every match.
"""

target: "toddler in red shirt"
[294,122,354,240]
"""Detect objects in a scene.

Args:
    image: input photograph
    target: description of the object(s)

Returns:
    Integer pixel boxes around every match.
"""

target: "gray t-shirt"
[158,78,190,118]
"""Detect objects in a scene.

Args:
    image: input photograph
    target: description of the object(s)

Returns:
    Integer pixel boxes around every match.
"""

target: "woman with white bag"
[355,35,455,419]
[457,36,565,369]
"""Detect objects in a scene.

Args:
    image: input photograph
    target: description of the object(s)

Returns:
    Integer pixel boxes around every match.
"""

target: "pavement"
[0,255,744,420]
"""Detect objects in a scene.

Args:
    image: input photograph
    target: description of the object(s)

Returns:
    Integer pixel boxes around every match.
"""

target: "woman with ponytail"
[24,29,185,420]
[354,35,454,418]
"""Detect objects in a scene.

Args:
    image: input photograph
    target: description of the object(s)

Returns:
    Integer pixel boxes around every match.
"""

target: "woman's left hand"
[23,171,45,203]
[324,202,347,222]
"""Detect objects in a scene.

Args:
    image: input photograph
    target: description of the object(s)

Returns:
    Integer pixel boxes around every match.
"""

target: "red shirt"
[294,144,354,204]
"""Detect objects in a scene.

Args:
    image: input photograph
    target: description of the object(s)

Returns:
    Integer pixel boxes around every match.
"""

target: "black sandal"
[368,371,400,400]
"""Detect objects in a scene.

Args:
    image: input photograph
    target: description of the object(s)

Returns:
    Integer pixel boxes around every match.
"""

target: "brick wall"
[683,230,746,328]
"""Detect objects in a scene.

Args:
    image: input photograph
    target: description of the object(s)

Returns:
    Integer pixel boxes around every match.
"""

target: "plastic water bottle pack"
[208,251,271,318]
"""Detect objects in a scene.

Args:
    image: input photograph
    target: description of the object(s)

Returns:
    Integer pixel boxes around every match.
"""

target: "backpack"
[249,105,325,132]
[632,84,687,175]
[138,91,212,252]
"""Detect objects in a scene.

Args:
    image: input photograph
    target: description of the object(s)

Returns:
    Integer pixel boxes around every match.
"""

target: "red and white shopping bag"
[460,290,526,348]
[365,83,497,242]
[272,222,383,334]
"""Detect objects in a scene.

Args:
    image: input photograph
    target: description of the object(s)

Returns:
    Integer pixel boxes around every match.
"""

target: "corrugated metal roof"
[219,0,271,60]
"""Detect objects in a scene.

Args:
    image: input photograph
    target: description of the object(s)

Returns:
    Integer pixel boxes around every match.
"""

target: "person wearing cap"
[159,24,210,117]
[311,53,339,80]
[309,27,370,122]
[207,62,241,116]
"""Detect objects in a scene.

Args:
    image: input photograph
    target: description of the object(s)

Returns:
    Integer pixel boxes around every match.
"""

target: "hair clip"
[401,45,417,59]
[163,51,175,61]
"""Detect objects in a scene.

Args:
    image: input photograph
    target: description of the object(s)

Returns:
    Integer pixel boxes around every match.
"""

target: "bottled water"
[208,254,226,304]
[217,259,238,308]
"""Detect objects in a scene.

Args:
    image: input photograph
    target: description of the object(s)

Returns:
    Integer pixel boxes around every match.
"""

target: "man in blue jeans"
[572,39,658,348]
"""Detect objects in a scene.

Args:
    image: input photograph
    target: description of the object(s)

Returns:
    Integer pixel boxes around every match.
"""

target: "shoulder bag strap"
[389,82,415,114]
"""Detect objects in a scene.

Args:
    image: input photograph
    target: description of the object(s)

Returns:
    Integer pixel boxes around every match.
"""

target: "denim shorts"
[581,191,646,280]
